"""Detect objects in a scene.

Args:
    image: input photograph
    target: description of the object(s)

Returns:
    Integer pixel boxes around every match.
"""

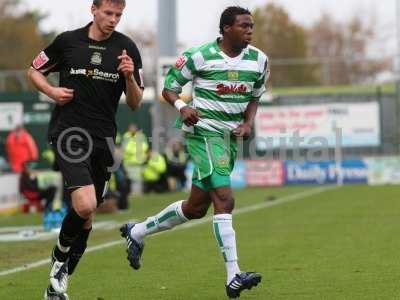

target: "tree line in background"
[252,3,392,87]
[0,0,55,68]
[0,0,55,91]
[0,0,392,91]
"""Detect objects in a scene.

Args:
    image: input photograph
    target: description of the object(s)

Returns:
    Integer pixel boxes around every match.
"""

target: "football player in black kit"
[27,0,144,298]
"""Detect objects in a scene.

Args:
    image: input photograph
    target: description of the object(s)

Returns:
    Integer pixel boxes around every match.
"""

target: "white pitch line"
[0,185,337,277]
[0,221,117,234]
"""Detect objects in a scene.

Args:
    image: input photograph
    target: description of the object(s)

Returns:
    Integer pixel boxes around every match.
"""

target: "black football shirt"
[31,22,144,144]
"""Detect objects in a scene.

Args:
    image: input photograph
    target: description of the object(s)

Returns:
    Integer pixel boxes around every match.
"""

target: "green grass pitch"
[1,184,400,299]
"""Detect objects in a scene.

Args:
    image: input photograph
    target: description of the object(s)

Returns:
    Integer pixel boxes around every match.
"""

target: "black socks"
[54,209,87,262]
[68,227,92,275]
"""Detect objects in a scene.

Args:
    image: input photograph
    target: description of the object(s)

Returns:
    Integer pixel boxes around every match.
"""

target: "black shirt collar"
[80,22,116,43]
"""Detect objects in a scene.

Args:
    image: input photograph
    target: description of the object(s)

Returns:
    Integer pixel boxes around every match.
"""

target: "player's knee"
[74,204,95,219]
[185,204,209,219]
[216,190,234,204]
[73,196,96,218]
[71,186,97,218]
[220,200,234,213]
[193,206,209,219]
[214,191,234,213]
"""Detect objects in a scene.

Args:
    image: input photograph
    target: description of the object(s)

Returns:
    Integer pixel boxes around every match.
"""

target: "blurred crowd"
[1,123,189,217]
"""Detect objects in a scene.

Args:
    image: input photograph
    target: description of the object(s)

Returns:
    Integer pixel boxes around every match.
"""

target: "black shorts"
[51,134,114,205]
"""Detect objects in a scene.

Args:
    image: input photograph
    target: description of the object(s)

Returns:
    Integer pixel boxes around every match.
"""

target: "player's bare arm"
[118,49,143,110]
[27,67,74,106]
[233,100,258,138]
[162,88,201,126]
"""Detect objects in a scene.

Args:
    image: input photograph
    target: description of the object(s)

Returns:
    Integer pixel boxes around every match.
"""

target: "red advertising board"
[245,160,284,186]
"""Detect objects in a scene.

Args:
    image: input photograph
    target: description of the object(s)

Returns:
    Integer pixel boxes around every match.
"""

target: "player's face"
[92,1,125,36]
[226,14,254,49]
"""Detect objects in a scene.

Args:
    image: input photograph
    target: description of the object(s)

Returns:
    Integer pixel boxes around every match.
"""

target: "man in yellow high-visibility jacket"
[142,150,168,193]
[122,124,149,166]
[122,124,149,194]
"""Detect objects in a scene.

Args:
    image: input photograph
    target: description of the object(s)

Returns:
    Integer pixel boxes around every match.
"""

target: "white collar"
[219,46,248,64]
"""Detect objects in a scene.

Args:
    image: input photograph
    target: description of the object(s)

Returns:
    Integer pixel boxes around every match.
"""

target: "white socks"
[213,214,241,284]
[130,205,240,284]
[130,200,188,243]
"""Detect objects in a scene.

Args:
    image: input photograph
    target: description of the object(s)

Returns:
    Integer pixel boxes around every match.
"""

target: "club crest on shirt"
[216,156,229,168]
[90,52,102,65]
[175,55,188,69]
[228,71,239,81]
[32,51,49,70]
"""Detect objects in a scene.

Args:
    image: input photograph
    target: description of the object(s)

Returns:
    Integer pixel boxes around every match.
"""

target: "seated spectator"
[165,141,188,191]
[96,189,119,214]
[114,162,131,210]
[142,149,168,193]
[19,161,56,213]
[6,125,38,173]
[0,155,11,174]
[97,166,131,213]
[42,147,72,210]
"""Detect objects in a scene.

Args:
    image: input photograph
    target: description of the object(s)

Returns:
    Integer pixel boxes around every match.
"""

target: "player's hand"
[233,122,252,138]
[117,49,135,81]
[180,106,201,126]
[49,87,74,105]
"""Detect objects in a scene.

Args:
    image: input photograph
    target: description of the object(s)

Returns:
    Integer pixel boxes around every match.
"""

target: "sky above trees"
[20,0,395,55]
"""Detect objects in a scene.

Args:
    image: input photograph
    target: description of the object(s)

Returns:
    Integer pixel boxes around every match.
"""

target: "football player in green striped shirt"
[121,6,269,298]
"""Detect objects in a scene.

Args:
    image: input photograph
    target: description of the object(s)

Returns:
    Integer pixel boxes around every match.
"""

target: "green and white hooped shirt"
[164,38,269,136]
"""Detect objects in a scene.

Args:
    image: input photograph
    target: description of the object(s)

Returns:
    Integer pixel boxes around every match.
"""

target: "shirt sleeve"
[31,33,65,75]
[163,50,196,94]
[126,40,145,90]
[252,57,270,101]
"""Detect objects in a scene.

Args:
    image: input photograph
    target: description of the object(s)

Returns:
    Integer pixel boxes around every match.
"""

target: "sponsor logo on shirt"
[175,55,188,69]
[69,68,120,83]
[89,45,107,51]
[32,51,50,69]
[90,52,102,65]
[216,83,247,95]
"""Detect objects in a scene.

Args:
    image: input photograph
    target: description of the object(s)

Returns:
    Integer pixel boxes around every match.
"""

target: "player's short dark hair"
[93,0,126,7]
[219,6,252,35]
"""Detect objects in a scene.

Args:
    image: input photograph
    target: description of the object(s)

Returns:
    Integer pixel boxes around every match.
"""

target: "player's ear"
[223,25,231,34]
[91,4,96,16]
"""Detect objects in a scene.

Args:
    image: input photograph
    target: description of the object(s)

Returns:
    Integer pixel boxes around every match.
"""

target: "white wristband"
[174,99,187,112]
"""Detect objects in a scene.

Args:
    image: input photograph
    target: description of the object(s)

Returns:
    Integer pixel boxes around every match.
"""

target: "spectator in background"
[142,149,168,193]
[123,123,149,194]
[0,136,12,173]
[165,141,188,191]
[97,168,131,213]
[19,160,56,213]
[96,173,119,214]
[42,147,72,211]
[114,162,131,210]
[5,125,38,173]
[0,156,11,174]
[122,123,149,165]
[112,144,131,210]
